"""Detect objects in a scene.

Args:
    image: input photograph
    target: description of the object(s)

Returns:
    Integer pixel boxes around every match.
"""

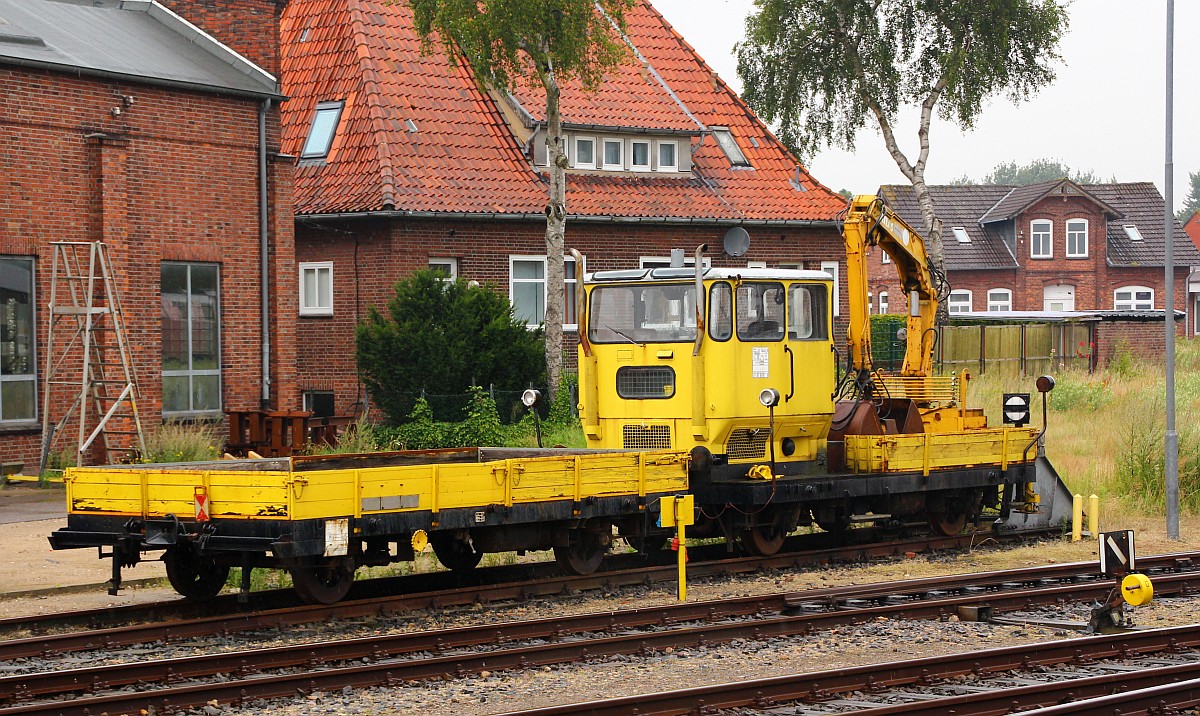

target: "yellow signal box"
[659,494,694,601]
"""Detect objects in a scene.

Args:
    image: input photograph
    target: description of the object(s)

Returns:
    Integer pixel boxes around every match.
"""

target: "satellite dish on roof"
[723,227,750,257]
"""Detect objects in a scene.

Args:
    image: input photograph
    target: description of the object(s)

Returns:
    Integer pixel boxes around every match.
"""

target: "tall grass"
[141,421,222,463]
[965,341,1200,514]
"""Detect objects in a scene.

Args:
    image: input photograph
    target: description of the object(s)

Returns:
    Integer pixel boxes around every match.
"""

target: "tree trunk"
[543,71,566,403]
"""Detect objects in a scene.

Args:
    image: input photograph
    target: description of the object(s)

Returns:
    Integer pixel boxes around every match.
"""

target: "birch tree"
[737,0,1068,310]
[410,0,633,400]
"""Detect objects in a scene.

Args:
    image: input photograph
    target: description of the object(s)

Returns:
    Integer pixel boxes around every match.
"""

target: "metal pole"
[1164,0,1179,540]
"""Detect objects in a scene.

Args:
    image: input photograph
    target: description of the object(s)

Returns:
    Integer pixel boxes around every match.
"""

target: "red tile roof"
[280,0,846,222]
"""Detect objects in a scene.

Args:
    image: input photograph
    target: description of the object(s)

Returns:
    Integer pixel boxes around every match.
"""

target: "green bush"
[356,270,546,424]
[391,387,503,449]
[1047,373,1112,412]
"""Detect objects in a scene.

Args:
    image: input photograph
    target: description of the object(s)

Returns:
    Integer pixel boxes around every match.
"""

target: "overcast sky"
[652,1,1198,210]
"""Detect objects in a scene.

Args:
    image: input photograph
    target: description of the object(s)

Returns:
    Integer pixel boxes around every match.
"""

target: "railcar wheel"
[929,511,968,536]
[554,532,608,575]
[430,533,484,571]
[290,558,355,605]
[163,547,230,601]
[739,525,787,556]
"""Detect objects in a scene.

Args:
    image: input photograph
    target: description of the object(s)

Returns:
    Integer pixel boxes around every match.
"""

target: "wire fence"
[394,384,578,424]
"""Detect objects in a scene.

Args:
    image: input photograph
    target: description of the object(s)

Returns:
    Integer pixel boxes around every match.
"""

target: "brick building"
[867,181,1200,340]
[281,0,848,418]
[0,0,294,470]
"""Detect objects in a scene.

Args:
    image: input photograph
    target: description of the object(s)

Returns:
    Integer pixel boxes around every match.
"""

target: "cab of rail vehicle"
[573,249,836,476]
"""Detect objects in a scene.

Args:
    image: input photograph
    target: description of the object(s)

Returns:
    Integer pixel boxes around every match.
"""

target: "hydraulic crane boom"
[842,194,942,380]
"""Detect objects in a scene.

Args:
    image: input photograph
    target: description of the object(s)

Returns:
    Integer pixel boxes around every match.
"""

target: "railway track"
[491,622,1200,715]
[2,551,1197,716]
[0,528,1024,643]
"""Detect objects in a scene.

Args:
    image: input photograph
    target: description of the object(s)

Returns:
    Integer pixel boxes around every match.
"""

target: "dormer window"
[712,127,749,167]
[301,101,344,160]
[631,140,651,171]
[574,137,596,169]
[658,141,677,171]
[602,139,623,170]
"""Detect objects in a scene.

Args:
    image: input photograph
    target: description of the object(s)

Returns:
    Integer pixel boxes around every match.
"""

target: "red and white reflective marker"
[194,487,210,522]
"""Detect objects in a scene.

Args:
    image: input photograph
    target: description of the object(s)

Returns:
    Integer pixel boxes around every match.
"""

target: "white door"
[1044,284,1075,311]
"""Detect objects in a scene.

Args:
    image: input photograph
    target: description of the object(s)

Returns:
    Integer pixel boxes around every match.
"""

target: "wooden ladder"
[38,242,146,471]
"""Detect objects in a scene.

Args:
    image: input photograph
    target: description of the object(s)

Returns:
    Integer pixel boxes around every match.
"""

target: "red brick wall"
[159,0,283,76]
[294,218,846,417]
[1094,318,1184,367]
[867,195,1192,330]
[0,64,292,469]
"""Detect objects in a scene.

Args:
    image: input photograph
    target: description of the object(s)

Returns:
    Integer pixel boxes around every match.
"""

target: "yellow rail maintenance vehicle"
[49,194,1071,604]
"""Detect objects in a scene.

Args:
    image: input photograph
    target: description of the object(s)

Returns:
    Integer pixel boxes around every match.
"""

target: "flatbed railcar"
[50,447,691,603]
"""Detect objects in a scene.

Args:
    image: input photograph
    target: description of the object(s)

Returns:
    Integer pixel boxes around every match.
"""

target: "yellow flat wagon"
[50,447,690,603]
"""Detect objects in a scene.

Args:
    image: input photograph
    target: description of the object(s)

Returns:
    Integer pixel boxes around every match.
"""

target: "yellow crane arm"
[842,195,939,379]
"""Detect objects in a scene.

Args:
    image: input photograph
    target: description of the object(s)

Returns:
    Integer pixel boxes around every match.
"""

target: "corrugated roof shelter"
[0,0,280,98]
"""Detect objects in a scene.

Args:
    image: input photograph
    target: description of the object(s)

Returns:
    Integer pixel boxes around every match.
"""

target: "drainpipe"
[259,99,272,407]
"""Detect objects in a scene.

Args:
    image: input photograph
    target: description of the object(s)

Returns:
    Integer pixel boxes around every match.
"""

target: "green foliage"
[546,373,578,425]
[952,158,1111,186]
[408,0,635,93]
[1047,373,1112,412]
[355,270,545,424]
[1114,398,1200,513]
[1107,340,1137,379]
[1178,170,1200,223]
[141,421,221,464]
[390,387,504,449]
[736,0,1068,161]
[307,421,391,455]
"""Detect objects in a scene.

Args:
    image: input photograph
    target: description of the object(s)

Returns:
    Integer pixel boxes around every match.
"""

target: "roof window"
[301,101,344,160]
[711,128,749,167]
[1124,224,1144,241]
[952,227,970,243]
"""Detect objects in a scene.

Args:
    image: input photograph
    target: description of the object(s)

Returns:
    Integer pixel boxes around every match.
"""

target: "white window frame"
[1114,285,1154,311]
[0,257,37,425]
[952,226,970,243]
[602,138,623,170]
[820,260,840,317]
[1124,224,1144,241]
[429,257,458,281]
[300,101,344,159]
[162,262,222,417]
[630,139,651,172]
[1030,220,1053,259]
[987,288,1012,312]
[573,136,596,169]
[948,289,973,314]
[657,140,678,171]
[509,255,582,329]
[1066,218,1089,258]
[880,251,891,265]
[299,261,333,316]
[878,291,889,314]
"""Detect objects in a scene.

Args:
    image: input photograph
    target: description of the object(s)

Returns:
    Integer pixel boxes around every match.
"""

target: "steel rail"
[0,529,1009,637]
[486,623,1200,716]
[0,530,1091,660]
[4,564,1200,714]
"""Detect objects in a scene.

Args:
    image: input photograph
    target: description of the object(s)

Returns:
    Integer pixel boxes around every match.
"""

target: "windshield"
[589,283,697,343]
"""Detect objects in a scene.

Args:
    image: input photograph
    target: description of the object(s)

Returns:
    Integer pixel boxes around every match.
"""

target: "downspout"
[259,99,272,407]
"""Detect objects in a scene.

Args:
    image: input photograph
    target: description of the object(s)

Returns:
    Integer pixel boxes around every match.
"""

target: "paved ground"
[0,482,167,599]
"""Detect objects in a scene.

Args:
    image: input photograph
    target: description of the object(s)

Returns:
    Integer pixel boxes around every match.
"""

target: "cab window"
[736,282,785,341]
[788,283,829,340]
[709,282,732,341]
[589,283,697,343]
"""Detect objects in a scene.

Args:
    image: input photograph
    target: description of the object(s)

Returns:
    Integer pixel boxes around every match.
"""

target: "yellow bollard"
[677,512,687,602]
[1088,494,1099,539]
[1072,494,1083,542]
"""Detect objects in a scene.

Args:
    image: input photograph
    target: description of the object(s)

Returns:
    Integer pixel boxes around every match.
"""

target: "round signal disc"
[411,529,429,553]
[1121,573,1154,606]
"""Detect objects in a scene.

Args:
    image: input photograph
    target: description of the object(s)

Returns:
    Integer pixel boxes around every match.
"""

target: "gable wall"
[0,64,293,468]
[294,218,844,418]
[159,0,283,76]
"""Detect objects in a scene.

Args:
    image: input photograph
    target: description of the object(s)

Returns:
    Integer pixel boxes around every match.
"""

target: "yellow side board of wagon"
[64,450,692,520]
[843,427,1041,476]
